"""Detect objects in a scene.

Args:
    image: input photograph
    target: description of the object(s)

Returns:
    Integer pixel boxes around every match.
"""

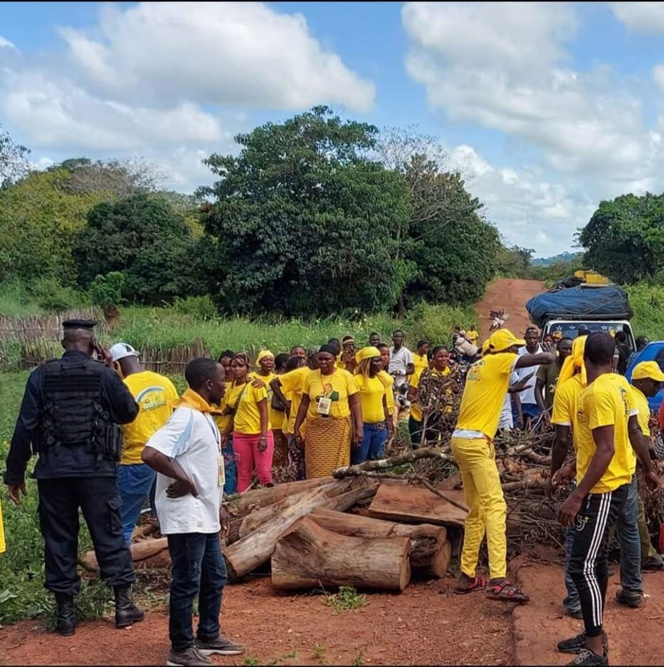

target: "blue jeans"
[167,532,227,652]
[617,475,642,594]
[117,463,156,547]
[563,523,580,612]
[223,437,237,495]
[351,422,388,465]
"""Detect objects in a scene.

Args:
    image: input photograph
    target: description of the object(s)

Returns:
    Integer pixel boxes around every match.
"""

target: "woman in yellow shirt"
[269,353,290,467]
[377,343,397,430]
[294,344,363,478]
[252,350,287,466]
[352,347,393,464]
[223,353,273,492]
[412,339,430,381]
[407,346,452,448]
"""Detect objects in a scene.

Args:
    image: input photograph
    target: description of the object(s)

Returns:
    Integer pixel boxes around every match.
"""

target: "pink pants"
[232,431,275,492]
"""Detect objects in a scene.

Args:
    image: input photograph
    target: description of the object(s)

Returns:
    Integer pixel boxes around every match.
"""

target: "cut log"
[366,483,468,528]
[223,478,379,582]
[309,508,450,578]
[271,516,411,591]
[232,477,334,516]
[81,537,169,571]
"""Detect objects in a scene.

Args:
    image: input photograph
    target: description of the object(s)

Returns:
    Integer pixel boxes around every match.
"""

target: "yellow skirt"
[304,416,352,479]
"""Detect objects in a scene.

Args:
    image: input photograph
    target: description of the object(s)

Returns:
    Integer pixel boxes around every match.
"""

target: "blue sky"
[1,2,664,257]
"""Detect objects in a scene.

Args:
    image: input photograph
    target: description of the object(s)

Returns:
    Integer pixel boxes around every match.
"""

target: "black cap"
[62,319,98,331]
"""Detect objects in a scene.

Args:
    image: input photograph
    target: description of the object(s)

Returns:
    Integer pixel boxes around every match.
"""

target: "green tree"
[495,244,535,279]
[73,193,203,304]
[578,193,664,284]
[0,168,111,285]
[198,106,411,318]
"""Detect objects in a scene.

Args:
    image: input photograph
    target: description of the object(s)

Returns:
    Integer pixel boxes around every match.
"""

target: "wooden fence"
[0,311,211,375]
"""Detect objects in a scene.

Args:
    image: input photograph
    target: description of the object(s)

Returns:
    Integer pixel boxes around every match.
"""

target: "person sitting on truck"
[535,337,573,418]
[577,325,591,337]
[615,331,630,375]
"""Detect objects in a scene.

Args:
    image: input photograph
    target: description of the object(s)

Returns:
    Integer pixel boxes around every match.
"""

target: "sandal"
[453,576,486,595]
[485,580,530,603]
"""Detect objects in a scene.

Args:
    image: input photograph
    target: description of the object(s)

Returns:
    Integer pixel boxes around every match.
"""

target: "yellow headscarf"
[557,335,588,388]
[256,350,274,364]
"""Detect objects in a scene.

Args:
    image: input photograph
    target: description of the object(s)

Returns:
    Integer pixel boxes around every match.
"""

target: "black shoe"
[563,606,584,620]
[114,585,145,628]
[558,632,608,655]
[615,589,643,608]
[55,593,76,636]
[567,649,608,666]
[641,555,664,571]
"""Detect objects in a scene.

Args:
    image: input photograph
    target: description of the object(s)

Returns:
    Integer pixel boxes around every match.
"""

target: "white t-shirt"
[499,371,519,430]
[146,407,224,535]
[515,345,542,405]
[389,346,414,386]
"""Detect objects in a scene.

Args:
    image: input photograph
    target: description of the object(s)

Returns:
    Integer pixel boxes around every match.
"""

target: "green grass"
[625,283,664,341]
[324,586,369,615]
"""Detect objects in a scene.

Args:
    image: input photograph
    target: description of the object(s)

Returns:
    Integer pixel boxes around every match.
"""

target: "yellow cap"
[551,330,563,340]
[481,339,491,355]
[557,335,588,388]
[632,361,664,382]
[488,329,526,353]
[256,350,274,363]
[355,346,382,363]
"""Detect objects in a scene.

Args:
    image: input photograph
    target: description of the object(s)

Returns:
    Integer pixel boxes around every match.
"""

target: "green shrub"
[171,295,218,321]
[27,278,88,313]
[403,302,477,347]
[625,283,664,340]
[88,272,126,311]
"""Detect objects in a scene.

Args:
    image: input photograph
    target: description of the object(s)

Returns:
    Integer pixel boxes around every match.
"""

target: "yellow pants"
[451,436,507,580]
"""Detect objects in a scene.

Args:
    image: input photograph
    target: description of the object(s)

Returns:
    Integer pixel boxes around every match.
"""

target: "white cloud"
[0,36,18,53]
[2,70,222,151]
[59,2,375,113]
[448,144,591,255]
[401,1,664,255]
[609,2,664,33]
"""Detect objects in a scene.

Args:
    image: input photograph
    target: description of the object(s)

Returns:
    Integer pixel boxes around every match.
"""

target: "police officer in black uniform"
[3,319,144,636]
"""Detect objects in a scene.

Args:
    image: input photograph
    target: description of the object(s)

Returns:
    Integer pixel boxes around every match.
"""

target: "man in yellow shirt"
[466,325,479,346]
[556,333,659,666]
[451,328,554,602]
[111,343,179,547]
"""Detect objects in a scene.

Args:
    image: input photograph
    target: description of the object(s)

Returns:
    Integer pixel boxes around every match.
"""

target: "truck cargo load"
[526,285,633,328]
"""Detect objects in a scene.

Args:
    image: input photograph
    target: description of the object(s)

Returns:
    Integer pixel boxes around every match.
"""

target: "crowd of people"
[2,318,663,667]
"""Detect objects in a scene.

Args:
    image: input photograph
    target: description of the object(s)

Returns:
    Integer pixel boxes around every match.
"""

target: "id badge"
[217,454,225,487]
[317,397,332,416]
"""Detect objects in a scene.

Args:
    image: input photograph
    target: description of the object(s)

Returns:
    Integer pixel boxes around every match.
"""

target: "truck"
[525,277,637,352]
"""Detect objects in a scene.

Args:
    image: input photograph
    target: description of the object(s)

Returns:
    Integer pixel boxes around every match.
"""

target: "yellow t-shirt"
[410,367,451,423]
[456,353,517,439]
[304,368,359,420]
[551,375,585,449]
[212,394,232,435]
[379,371,395,416]
[576,373,635,493]
[629,385,650,438]
[354,374,387,424]
[120,371,179,464]
[232,382,269,435]
[412,353,428,380]
[279,366,311,435]
[467,330,479,345]
[251,372,282,431]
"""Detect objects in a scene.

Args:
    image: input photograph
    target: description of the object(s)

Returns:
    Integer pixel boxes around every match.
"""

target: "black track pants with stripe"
[568,484,629,638]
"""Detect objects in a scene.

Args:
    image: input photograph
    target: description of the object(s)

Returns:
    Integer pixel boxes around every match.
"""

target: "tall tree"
[0,124,30,187]
[578,193,664,284]
[73,193,203,304]
[198,106,411,318]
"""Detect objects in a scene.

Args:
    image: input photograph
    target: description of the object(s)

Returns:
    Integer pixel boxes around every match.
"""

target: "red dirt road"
[475,278,546,340]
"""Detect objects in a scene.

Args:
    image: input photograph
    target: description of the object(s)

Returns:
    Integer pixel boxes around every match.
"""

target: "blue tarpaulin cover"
[526,286,632,328]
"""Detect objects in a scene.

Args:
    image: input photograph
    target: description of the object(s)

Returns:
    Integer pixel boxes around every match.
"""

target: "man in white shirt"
[514,327,542,429]
[389,330,415,410]
[142,358,244,667]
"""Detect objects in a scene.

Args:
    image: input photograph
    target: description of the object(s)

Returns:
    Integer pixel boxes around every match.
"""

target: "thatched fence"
[0,311,211,374]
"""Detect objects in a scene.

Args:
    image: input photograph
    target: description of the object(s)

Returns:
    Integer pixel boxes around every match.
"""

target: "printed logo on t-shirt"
[136,386,168,413]
[315,383,340,406]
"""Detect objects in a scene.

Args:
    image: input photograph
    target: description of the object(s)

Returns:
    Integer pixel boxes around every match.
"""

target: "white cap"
[110,342,140,362]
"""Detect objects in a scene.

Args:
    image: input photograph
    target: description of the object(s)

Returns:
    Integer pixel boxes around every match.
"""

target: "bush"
[403,302,477,347]
[624,283,664,340]
[27,278,88,313]
[88,272,126,311]
[171,295,218,322]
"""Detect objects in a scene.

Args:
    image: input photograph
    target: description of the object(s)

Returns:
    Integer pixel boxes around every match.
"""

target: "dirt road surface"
[475,278,546,340]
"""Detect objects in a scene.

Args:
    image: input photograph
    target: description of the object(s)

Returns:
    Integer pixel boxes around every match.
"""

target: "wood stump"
[271,517,411,592]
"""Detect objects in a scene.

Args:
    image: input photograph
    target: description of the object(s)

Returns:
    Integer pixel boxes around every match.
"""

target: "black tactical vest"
[37,358,121,461]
